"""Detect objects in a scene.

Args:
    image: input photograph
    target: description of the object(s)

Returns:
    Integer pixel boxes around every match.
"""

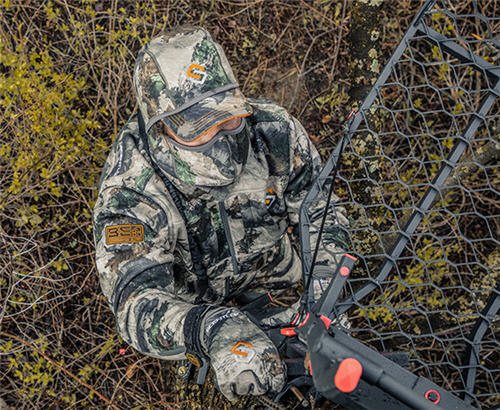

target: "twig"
[0,331,122,410]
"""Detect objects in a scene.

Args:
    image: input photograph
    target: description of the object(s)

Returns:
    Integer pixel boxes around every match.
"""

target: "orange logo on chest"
[266,188,277,207]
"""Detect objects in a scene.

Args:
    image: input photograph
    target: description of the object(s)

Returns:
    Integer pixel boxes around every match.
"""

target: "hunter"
[93,25,348,401]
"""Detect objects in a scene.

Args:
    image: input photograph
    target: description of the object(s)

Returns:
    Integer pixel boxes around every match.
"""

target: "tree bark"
[348,0,383,109]
[345,1,385,257]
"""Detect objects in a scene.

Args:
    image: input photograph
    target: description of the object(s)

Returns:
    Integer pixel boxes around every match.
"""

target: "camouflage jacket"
[93,99,348,359]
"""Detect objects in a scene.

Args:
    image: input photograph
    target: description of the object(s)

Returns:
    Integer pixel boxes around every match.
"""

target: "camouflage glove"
[201,307,286,401]
[259,267,351,330]
[310,266,336,303]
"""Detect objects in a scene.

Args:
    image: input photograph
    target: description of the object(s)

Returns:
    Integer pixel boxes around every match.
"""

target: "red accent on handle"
[425,389,441,404]
[297,312,310,327]
[343,253,358,261]
[320,315,332,329]
[340,266,350,276]
[347,110,357,120]
[267,292,274,302]
[291,313,300,326]
[280,327,297,337]
[334,358,363,393]
[309,359,313,376]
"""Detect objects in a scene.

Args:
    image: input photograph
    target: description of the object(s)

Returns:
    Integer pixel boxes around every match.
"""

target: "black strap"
[182,304,213,384]
[183,304,212,357]
[136,112,208,301]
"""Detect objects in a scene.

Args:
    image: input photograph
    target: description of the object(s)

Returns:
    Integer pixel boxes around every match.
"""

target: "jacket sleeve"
[93,128,196,360]
[284,116,350,299]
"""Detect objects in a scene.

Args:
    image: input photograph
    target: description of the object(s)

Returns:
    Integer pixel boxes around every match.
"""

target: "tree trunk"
[348,0,383,109]
[345,1,385,257]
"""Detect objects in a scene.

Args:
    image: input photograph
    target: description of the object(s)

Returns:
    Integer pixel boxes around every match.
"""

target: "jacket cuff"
[182,304,215,365]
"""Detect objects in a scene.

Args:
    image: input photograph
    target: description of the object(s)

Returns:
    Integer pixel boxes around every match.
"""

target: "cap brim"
[162,88,252,143]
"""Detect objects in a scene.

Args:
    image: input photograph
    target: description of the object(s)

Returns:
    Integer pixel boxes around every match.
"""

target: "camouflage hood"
[133,26,252,193]
[146,118,251,194]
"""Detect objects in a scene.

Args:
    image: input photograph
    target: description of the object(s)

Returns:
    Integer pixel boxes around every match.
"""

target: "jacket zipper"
[218,201,240,275]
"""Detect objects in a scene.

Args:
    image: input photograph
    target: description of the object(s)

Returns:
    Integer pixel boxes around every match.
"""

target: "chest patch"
[105,224,144,245]
[265,188,277,208]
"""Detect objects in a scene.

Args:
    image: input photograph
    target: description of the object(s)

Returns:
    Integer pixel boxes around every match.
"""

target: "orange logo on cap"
[187,64,206,84]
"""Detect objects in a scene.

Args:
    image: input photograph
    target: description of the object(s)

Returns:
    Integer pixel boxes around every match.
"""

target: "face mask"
[164,119,250,187]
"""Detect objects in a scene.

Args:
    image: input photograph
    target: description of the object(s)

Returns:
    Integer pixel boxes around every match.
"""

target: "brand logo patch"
[187,63,206,84]
[105,224,144,245]
[185,353,201,367]
[265,187,277,208]
[231,341,255,363]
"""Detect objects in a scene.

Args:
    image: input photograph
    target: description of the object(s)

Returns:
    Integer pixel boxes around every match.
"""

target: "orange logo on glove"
[231,341,253,357]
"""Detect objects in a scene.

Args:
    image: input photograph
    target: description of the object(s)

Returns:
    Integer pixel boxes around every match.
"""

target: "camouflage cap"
[134,25,252,142]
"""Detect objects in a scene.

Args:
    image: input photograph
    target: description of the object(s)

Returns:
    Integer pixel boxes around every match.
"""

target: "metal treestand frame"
[290,0,499,408]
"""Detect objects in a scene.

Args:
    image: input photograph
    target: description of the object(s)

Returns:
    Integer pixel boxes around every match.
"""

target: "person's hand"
[258,267,351,330]
[201,308,286,401]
